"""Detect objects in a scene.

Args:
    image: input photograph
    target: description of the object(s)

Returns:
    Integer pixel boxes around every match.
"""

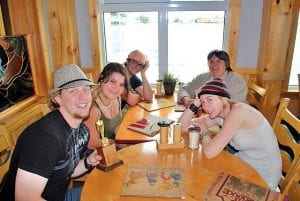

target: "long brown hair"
[96,62,130,99]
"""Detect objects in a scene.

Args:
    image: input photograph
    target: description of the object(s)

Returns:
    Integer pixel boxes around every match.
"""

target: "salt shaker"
[173,123,182,144]
[188,125,201,149]
[158,121,170,144]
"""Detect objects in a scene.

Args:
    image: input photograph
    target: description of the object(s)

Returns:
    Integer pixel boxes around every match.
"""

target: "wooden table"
[80,140,268,201]
[81,96,269,201]
[116,96,182,144]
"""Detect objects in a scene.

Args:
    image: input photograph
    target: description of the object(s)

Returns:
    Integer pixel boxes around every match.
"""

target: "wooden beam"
[0,5,5,35]
[87,0,103,81]
[35,0,52,90]
[46,0,80,69]
[227,0,240,70]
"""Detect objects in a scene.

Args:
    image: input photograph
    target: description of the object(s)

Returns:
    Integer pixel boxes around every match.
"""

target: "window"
[100,0,228,84]
[168,11,224,82]
[104,12,159,81]
[289,11,300,89]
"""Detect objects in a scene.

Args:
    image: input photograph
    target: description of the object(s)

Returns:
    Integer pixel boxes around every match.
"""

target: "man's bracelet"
[189,103,199,113]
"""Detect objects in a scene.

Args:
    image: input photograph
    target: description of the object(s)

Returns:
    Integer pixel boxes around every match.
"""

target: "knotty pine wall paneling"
[86,0,103,81]
[227,0,240,71]
[257,0,297,123]
[46,0,103,81]
[46,0,80,70]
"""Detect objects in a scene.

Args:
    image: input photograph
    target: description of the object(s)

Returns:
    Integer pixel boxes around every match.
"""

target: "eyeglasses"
[127,58,145,69]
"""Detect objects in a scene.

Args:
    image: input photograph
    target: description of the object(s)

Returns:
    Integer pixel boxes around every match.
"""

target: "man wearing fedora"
[0,64,102,201]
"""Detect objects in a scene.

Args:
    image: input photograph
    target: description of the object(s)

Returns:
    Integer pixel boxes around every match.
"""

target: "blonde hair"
[48,90,61,111]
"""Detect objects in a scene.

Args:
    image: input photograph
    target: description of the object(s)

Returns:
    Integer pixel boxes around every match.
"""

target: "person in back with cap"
[178,78,281,190]
[0,64,102,201]
[177,49,248,106]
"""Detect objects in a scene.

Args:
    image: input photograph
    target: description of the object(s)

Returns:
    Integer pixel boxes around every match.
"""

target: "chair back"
[280,155,300,201]
[272,98,300,191]
[246,80,269,111]
[0,135,11,182]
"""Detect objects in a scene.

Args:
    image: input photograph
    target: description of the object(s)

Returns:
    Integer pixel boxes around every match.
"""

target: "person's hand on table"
[87,150,102,167]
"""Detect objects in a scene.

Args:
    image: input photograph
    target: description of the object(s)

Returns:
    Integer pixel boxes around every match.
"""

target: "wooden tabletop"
[116,96,182,144]
[82,96,268,201]
[80,140,268,201]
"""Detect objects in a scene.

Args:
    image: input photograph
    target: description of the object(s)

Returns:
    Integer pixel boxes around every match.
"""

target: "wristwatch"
[84,157,93,170]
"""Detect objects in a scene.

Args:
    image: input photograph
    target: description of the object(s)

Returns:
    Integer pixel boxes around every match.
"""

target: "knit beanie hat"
[197,78,231,99]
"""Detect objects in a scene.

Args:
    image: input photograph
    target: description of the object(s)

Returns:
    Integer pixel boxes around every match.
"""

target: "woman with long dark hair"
[85,62,129,149]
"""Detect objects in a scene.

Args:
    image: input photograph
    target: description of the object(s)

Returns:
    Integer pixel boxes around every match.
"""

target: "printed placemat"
[201,172,280,201]
[120,166,186,199]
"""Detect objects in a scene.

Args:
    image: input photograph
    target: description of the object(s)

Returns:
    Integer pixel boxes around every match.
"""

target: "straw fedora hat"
[50,64,97,94]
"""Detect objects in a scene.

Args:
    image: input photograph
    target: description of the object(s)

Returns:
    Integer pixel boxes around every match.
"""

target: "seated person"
[85,62,129,149]
[123,50,153,107]
[177,49,248,106]
[178,78,281,190]
[0,64,102,201]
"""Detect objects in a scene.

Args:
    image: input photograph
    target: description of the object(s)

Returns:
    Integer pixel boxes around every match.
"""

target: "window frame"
[99,0,229,81]
[288,10,300,91]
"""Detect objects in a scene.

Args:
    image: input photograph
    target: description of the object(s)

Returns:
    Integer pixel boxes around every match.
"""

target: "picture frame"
[0,35,35,112]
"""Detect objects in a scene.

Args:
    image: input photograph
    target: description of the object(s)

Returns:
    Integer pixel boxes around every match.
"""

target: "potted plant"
[162,72,178,95]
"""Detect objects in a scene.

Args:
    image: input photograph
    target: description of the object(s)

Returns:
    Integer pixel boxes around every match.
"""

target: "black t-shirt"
[0,110,90,201]
[130,74,142,90]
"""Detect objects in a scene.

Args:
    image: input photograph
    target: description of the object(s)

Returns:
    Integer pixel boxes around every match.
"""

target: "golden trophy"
[95,118,123,171]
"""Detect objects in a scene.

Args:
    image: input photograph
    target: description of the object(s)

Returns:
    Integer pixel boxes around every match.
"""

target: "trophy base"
[96,159,124,172]
[96,143,124,172]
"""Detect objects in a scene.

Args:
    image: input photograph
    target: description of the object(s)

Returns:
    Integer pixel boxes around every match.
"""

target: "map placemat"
[138,98,175,112]
[120,166,186,199]
[201,172,280,201]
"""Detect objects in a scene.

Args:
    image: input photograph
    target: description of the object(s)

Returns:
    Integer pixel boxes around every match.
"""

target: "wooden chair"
[280,155,300,201]
[0,104,46,149]
[246,80,269,111]
[272,98,300,192]
[0,135,12,182]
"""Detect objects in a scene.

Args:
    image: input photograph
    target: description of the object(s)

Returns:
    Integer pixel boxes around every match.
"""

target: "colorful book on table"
[127,114,174,136]
[201,172,280,201]
[137,98,175,112]
[120,166,186,199]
